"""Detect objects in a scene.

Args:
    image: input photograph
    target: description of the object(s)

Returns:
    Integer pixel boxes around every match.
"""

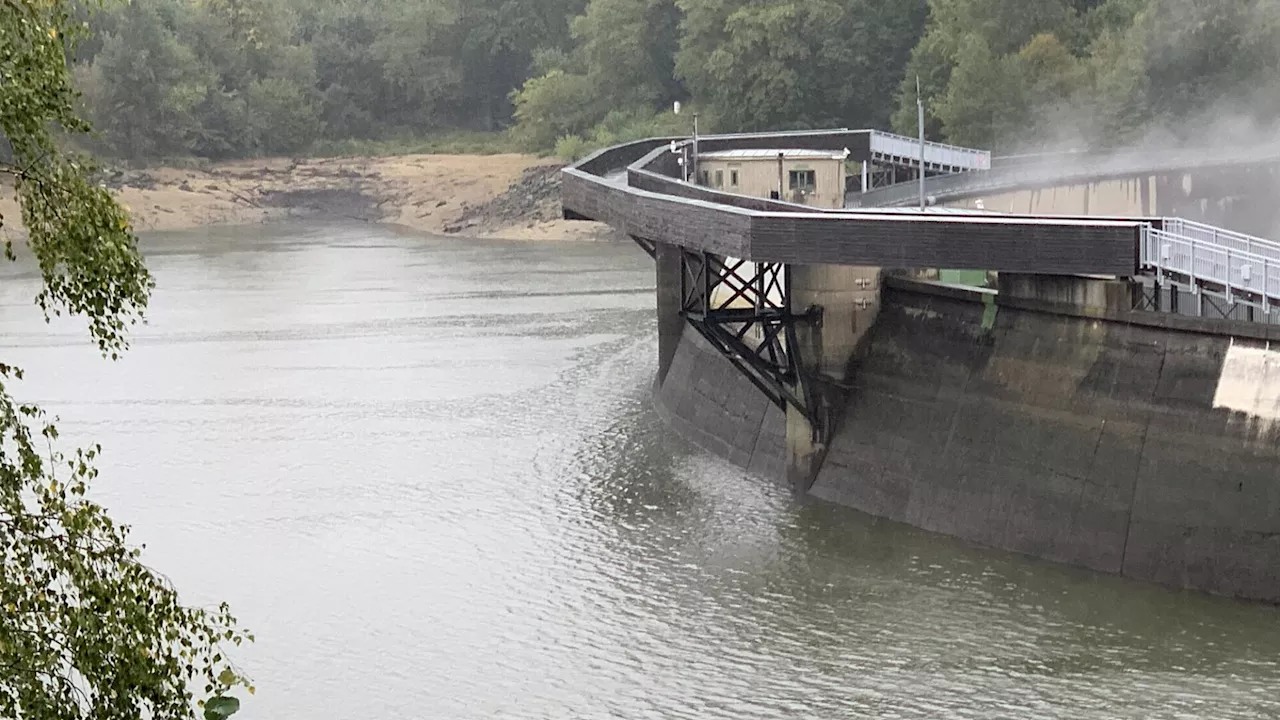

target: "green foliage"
[572,0,682,110]
[73,0,583,160]
[586,108,688,148]
[554,134,591,161]
[509,69,599,152]
[897,0,1280,151]
[548,110,688,161]
[508,0,684,153]
[54,0,1280,160]
[676,0,926,134]
[1,1,251,717]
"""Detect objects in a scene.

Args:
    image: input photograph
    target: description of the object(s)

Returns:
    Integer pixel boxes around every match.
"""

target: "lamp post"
[917,76,926,211]
[692,112,700,186]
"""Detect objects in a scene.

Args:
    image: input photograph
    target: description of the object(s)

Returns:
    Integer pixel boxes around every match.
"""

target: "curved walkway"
[562,130,1142,276]
[563,128,1280,310]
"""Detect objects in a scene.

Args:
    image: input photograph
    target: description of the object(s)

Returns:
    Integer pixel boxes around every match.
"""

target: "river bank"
[0,153,615,241]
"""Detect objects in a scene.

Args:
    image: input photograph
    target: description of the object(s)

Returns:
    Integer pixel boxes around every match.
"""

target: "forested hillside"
[69,0,1280,161]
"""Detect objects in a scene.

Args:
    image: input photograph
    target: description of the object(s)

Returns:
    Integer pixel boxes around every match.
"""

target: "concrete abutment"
[786,264,884,492]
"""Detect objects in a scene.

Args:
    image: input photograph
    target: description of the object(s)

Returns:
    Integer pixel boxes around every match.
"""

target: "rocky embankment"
[445,163,617,241]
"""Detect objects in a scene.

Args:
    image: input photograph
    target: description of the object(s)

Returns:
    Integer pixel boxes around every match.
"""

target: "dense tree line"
[69,0,1280,161]
[896,0,1280,151]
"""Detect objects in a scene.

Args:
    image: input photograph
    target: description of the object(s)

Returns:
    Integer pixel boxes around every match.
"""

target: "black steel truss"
[1134,275,1278,324]
[630,236,657,259]
[1132,282,1161,312]
[679,249,821,427]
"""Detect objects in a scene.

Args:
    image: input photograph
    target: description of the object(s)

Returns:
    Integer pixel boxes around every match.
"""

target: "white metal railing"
[868,131,991,171]
[1160,218,1280,265]
[1142,224,1280,311]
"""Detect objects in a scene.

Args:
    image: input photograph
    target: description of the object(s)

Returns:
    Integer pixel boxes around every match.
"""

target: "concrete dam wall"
[656,280,1280,602]
[942,163,1280,239]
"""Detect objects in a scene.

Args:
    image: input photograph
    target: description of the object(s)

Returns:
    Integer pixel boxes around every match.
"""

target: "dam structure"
[561,128,1280,604]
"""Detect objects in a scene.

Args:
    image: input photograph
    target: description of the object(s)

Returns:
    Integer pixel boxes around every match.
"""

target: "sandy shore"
[0,153,612,241]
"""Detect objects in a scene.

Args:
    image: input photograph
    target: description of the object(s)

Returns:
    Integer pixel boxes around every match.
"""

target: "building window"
[730,170,739,187]
[698,170,709,185]
[714,170,723,187]
[788,169,816,192]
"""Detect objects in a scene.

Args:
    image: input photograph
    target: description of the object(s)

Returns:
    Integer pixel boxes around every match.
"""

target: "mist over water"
[0,223,1276,719]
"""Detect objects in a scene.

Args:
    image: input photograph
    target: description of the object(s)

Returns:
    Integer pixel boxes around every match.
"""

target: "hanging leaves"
[1,1,251,718]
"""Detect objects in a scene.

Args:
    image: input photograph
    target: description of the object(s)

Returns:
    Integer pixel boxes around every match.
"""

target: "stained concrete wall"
[654,326,786,480]
[810,282,1280,602]
[945,176,1155,217]
[942,164,1280,239]
[655,279,1280,603]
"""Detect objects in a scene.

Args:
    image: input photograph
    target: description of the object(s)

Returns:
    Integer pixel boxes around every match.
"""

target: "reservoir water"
[1,223,1277,719]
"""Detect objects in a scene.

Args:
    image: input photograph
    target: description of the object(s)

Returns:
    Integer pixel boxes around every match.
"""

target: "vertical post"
[1147,226,1161,311]
[777,152,785,200]
[1226,245,1233,309]
[1189,235,1197,308]
[1265,257,1271,316]
[861,161,869,194]
[917,76,926,211]
[691,113,700,185]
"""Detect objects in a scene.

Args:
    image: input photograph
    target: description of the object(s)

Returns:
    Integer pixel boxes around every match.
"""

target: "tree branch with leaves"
[1,1,252,718]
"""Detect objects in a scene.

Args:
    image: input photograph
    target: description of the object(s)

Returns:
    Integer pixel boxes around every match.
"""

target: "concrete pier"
[786,264,883,491]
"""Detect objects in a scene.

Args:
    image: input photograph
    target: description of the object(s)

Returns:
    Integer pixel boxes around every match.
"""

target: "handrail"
[1161,217,1280,262]
[868,130,991,171]
[1143,227,1280,308]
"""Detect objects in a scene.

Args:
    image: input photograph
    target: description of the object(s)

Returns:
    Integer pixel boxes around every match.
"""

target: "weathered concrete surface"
[655,277,1280,603]
[654,326,786,479]
[997,273,1135,314]
[809,282,1280,603]
[653,242,684,385]
[792,264,883,378]
[943,164,1280,239]
[785,264,882,490]
[944,176,1154,217]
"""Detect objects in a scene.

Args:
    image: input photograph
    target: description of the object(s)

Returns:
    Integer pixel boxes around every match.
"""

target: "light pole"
[917,76,926,211]
[692,112,700,185]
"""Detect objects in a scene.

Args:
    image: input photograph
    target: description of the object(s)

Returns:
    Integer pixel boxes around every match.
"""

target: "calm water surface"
[1,223,1277,719]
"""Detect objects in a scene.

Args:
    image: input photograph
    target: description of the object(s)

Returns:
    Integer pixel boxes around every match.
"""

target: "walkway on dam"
[562,128,1280,316]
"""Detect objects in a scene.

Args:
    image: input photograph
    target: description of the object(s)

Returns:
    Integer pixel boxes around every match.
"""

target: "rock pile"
[446,163,564,233]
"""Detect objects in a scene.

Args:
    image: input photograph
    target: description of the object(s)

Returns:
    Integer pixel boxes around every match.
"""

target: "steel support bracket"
[677,249,825,434]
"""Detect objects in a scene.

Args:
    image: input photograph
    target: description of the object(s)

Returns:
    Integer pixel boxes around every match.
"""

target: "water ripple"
[2,225,1275,720]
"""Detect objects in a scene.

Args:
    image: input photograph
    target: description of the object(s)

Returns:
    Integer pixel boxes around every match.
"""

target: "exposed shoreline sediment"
[0,153,614,241]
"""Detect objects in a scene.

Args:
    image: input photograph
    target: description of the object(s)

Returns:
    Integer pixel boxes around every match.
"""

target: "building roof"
[699,148,850,161]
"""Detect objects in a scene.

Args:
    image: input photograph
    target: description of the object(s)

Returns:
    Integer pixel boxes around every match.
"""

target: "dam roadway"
[562,128,1280,604]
